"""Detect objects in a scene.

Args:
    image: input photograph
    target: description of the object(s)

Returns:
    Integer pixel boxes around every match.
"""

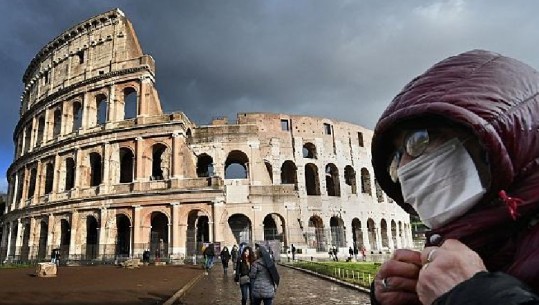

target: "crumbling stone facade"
[0,9,411,263]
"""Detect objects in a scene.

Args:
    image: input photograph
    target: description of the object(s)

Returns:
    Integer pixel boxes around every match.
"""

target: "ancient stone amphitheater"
[0,9,411,264]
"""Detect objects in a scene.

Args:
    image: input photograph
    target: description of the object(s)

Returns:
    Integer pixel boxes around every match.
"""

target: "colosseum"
[0,9,412,264]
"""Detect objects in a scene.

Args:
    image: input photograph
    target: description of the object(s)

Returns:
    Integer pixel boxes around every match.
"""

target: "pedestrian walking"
[220,246,231,275]
[231,244,239,274]
[291,244,296,261]
[348,246,354,261]
[250,245,280,305]
[203,243,215,275]
[353,246,359,261]
[235,245,255,305]
[332,246,338,261]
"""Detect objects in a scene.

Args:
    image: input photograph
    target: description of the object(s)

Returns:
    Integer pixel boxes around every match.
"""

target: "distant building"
[0,9,411,263]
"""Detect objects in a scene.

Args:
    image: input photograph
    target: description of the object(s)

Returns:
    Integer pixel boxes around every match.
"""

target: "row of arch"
[18,87,138,157]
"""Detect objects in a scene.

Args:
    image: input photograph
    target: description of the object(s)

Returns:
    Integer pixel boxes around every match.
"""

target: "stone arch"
[280,160,298,189]
[305,163,320,195]
[329,216,345,247]
[361,168,372,195]
[116,214,131,256]
[37,220,48,260]
[60,218,71,261]
[381,219,389,250]
[44,162,54,194]
[24,125,32,153]
[64,157,75,190]
[147,143,170,180]
[375,179,384,203]
[351,218,363,249]
[344,165,357,194]
[263,213,285,243]
[325,163,340,196]
[89,152,102,186]
[367,218,377,251]
[119,147,135,183]
[96,94,108,125]
[20,222,31,261]
[307,215,326,252]
[225,150,249,179]
[72,100,82,132]
[85,215,99,260]
[391,220,397,249]
[28,167,37,198]
[196,153,214,177]
[264,160,273,183]
[228,214,252,244]
[36,115,45,145]
[52,107,62,137]
[186,209,210,256]
[150,211,169,258]
[123,87,137,120]
[302,142,317,159]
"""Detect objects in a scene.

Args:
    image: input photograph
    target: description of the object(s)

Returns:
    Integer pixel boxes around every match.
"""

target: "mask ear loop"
[499,190,522,220]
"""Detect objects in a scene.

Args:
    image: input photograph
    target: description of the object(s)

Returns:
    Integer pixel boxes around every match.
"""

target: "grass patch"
[293,261,380,288]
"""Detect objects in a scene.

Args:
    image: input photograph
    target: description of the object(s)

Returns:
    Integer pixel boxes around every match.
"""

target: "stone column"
[20,168,29,206]
[395,223,402,249]
[375,228,383,252]
[53,154,61,196]
[361,222,370,251]
[28,218,37,259]
[132,205,142,257]
[14,220,23,258]
[99,208,108,258]
[4,223,12,261]
[212,200,225,244]
[387,224,394,251]
[0,224,8,261]
[33,160,43,205]
[46,214,55,259]
[170,202,180,257]
[134,137,144,181]
[171,132,183,178]
[44,107,52,143]
[68,212,79,260]
[81,92,90,130]
[101,143,111,193]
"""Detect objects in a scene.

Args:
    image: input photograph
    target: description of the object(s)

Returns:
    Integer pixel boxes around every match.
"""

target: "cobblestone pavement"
[177,263,370,305]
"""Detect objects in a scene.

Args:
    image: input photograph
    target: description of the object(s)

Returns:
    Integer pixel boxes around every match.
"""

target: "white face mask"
[397,138,486,229]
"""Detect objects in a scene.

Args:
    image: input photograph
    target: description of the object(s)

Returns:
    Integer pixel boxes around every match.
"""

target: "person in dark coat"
[231,245,239,274]
[250,245,280,305]
[234,245,254,305]
[203,243,215,274]
[220,246,231,275]
[370,50,539,305]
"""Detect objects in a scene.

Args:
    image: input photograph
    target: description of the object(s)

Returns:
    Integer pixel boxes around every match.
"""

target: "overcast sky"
[1,0,538,193]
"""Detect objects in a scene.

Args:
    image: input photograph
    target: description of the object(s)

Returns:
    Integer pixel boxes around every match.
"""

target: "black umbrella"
[256,243,280,286]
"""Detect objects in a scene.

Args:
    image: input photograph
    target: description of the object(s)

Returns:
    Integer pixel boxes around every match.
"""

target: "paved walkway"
[176,263,370,305]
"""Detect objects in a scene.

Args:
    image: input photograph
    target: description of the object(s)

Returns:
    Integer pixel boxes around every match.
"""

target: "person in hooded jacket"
[221,246,232,275]
[369,50,539,305]
[235,245,255,305]
[250,246,279,305]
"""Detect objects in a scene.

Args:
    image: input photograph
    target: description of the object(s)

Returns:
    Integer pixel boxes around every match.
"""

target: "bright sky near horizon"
[1,0,539,193]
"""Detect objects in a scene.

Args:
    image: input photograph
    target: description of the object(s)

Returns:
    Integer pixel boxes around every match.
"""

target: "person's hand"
[417,239,487,305]
[374,249,422,305]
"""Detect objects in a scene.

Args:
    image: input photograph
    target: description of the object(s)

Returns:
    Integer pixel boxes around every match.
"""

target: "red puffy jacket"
[371,49,539,291]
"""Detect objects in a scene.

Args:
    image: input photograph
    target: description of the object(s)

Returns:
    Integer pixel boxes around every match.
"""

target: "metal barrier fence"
[292,259,378,288]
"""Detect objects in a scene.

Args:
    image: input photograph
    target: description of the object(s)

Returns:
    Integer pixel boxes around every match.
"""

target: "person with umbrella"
[250,244,280,305]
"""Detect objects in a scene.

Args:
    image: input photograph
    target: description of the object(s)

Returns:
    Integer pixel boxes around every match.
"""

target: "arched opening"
[330,216,346,247]
[150,212,169,259]
[65,158,75,190]
[375,179,384,203]
[196,154,214,177]
[20,223,31,262]
[44,162,54,194]
[28,168,37,198]
[15,171,24,203]
[53,108,62,137]
[307,216,325,252]
[123,87,137,120]
[280,160,298,190]
[72,101,82,132]
[381,219,389,250]
[86,216,98,260]
[361,168,372,195]
[151,144,168,180]
[119,148,134,183]
[367,218,377,252]
[89,152,102,186]
[225,150,249,179]
[60,219,71,262]
[228,214,252,244]
[302,143,317,159]
[325,163,340,196]
[264,160,273,183]
[38,221,48,260]
[263,214,285,243]
[116,214,131,256]
[344,165,357,194]
[186,210,209,256]
[391,220,397,249]
[37,116,45,145]
[24,125,31,152]
[96,94,108,125]
[305,163,320,195]
[351,218,363,249]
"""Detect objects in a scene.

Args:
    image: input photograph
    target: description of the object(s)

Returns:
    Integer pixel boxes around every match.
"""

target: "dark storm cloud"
[2,0,539,191]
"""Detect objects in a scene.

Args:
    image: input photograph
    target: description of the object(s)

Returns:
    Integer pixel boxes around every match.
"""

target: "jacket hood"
[372,49,539,220]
